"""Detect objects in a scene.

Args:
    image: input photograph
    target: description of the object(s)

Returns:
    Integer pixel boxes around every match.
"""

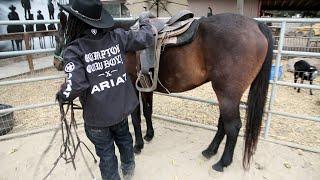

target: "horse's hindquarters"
[201,14,269,93]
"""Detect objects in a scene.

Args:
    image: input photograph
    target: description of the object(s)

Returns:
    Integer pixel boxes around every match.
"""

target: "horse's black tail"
[243,22,273,169]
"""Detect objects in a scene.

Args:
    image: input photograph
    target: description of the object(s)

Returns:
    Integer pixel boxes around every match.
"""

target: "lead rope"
[43,101,97,180]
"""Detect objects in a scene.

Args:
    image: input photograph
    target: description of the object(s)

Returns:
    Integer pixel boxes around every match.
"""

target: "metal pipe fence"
[0,19,319,151]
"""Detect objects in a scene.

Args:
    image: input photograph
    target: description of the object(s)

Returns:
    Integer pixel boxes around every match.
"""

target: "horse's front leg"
[202,116,225,159]
[142,92,154,142]
[131,96,144,154]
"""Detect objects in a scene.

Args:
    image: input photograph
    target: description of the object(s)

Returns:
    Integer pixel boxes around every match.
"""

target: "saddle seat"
[149,10,199,46]
[136,10,201,92]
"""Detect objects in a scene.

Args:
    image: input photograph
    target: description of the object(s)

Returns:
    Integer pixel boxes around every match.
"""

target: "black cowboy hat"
[58,0,114,29]
[9,5,16,11]
[37,10,42,14]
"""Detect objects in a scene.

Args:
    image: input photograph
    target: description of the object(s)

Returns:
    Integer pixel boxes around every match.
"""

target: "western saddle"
[136,10,200,92]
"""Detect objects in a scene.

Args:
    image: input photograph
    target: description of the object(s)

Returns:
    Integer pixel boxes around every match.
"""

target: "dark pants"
[85,118,135,180]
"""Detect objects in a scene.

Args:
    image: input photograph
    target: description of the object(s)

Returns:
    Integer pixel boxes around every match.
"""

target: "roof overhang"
[261,0,320,11]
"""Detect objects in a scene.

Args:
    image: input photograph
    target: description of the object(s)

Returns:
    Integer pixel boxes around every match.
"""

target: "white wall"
[187,0,259,17]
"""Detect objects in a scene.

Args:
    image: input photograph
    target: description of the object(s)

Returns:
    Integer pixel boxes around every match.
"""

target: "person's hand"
[56,91,66,105]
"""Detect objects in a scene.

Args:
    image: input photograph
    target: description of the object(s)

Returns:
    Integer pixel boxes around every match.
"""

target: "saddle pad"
[162,19,200,47]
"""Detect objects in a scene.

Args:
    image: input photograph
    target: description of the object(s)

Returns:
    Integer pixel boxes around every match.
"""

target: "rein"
[43,101,97,180]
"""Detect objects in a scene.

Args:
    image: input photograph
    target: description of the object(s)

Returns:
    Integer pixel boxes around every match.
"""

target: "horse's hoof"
[202,149,217,159]
[134,144,144,154]
[134,147,141,154]
[212,162,224,172]
[144,133,154,142]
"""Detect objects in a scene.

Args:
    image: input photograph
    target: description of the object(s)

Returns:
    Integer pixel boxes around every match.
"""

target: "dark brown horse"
[55,13,273,172]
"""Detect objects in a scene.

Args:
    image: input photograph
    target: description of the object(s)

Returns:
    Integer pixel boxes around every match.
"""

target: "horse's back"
[200,13,265,47]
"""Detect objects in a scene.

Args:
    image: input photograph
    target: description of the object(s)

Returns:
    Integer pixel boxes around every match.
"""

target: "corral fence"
[0,20,59,71]
[0,30,58,71]
[0,18,319,152]
[270,21,320,53]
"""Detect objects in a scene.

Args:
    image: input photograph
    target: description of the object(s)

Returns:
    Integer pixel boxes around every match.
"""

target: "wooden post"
[24,33,34,72]
[237,0,244,15]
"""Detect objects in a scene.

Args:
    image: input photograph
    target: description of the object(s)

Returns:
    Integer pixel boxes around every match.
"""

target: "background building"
[101,0,320,18]
[102,0,188,18]
[187,0,259,17]
[101,0,131,18]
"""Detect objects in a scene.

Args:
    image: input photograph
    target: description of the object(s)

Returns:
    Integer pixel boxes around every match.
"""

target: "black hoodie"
[59,21,154,127]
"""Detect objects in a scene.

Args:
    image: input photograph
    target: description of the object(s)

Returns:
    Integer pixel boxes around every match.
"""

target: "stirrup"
[136,71,156,92]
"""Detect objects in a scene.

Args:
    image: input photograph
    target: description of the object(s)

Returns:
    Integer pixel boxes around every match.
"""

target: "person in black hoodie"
[56,0,154,179]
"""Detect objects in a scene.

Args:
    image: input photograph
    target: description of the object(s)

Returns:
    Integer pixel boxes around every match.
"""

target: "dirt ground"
[0,120,319,180]
[0,64,319,148]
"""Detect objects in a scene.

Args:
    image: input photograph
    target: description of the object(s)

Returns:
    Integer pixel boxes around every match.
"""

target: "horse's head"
[53,18,138,71]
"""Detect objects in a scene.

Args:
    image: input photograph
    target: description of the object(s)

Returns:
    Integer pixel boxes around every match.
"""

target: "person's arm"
[114,19,155,52]
[57,45,90,102]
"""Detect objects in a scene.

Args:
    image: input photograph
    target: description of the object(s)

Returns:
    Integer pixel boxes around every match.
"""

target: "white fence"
[0,18,319,152]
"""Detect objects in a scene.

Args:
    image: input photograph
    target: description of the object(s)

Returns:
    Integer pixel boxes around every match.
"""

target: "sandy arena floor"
[0,120,319,180]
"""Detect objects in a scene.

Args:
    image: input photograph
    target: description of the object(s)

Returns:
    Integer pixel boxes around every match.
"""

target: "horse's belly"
[157,43,208,93]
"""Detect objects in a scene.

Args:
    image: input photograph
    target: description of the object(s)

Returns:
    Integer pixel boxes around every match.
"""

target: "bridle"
[43,101,97,180]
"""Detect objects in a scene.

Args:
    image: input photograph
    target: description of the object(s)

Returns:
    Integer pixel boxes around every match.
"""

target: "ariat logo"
[91,29,97,35]
[65,62,75,72]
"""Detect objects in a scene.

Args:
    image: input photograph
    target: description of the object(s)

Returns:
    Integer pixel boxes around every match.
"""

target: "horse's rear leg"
[202,116,225,158]
[212,96,242,172]
[143,92,154,142]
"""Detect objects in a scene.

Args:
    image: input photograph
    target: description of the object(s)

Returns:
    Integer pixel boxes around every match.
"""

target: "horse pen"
[0,18,319,180]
